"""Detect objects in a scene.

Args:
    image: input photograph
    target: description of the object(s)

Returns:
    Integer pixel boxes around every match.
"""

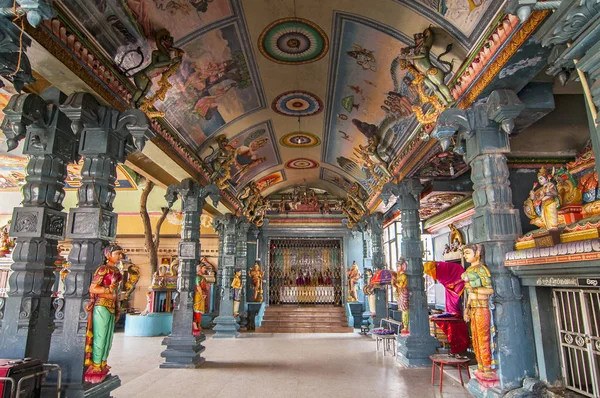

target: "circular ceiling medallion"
[272,91,323,117]
[280,132,321,148]
[258,17,329,65]
[285,158,319,169]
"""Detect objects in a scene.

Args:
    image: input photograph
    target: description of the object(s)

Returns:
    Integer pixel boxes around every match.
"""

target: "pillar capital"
[381,178,422,211]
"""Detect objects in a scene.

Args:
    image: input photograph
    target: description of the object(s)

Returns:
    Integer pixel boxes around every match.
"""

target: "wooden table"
[429,354,470,392]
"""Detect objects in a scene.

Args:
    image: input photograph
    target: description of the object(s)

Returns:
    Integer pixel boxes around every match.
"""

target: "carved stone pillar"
[364,213,388,329]
[434,98,536,394]
[382,179,439,367]
[160,179,220,368]
[47,92,153,397]
[212,214,240,338]
[0,88,78,361]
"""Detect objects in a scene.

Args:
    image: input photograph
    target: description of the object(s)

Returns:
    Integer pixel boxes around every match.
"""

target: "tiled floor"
[109,331,473,398]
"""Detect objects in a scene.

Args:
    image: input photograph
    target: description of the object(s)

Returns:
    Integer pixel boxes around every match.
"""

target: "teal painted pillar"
[235,218,250,329]
[434,94,536,395]
[382,179,439,367]
[213,214,241,338]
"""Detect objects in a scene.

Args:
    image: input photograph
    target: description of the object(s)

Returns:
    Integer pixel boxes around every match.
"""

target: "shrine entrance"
[553,289,600,397]
[267,238,343,306]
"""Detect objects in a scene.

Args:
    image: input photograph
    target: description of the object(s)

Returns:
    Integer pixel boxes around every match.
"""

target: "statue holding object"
[347,261,361,302]
[129,29,183,114]
[461,244,498,384]
[193,264,208,336]
[0,222,14,257]
[231,269,243,317]
[83,244,124,384]
[392,258,409,334]
[362,268,375,317]
[249,261,265,302]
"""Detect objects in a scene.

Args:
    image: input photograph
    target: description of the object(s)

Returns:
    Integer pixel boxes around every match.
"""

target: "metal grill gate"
[268,238,342,305]
[553,289,600,397]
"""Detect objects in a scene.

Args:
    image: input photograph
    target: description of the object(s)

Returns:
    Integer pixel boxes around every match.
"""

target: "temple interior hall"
[0,0,599,397]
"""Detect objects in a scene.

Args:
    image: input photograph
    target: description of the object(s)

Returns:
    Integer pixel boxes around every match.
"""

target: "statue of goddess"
[527,167,559,230]
[392,258,409,334]
[347,261,361,302]
[231,269,243,317]
[83,244,124,384]
[193,264,207,336]
[462,244,497,382]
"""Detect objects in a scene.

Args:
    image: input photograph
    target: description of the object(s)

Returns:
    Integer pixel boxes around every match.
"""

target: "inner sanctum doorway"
[268,238,343,306]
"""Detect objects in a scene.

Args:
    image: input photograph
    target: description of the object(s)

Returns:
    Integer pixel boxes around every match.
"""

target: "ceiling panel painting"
[393,0,503,47]
[256,170,286,192]
[156,20,266,150]
[320,168,368,200]
[322,13,415,194]
[198,120,281,190]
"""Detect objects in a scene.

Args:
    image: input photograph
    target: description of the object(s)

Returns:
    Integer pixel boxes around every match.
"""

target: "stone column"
[160,179,220,368]
[212,218,225,315]
[364,213,388,329]
[0,88,78,361]
[382,179,439,367]
[212,214,240,338]
[434,97,536,394]
[235,218,250,329]
[47,92,153,397]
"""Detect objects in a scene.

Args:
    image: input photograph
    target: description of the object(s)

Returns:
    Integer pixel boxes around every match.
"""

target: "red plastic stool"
[429,354,471,392]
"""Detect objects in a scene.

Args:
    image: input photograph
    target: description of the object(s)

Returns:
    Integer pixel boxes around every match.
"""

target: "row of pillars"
[0,88,153,396]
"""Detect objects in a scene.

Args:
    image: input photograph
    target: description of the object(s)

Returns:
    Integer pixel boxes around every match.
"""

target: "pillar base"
[212,315,240,338]
[396,334,439,367]
[160,334,206,368]
[467,376,503,398]
[46,375,122,398]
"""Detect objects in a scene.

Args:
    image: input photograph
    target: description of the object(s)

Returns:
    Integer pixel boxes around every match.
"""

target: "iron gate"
[268,238,342,305]
[553,288,600,397]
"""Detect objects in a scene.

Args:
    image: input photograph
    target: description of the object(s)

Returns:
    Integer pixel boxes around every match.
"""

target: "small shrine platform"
[256,305,353,333]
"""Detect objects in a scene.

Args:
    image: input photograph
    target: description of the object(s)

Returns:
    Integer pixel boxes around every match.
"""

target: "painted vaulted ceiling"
[5,0,509,206]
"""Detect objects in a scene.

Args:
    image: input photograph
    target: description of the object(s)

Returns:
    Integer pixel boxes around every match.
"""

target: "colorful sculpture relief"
[461,244,498,384]
[84,244,124,384]
[249,261,265,302]
[204,135,236,190]
[130,29,183,113]
[231,269,243,317]
[238,181,269,226]
[346,260,361,302]
[0,222,14,257]
[392,258,409,334]
[341,182,366,229]
[193,264,207,336]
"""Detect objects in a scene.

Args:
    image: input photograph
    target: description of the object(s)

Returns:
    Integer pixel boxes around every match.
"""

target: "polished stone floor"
[109,331,473,398]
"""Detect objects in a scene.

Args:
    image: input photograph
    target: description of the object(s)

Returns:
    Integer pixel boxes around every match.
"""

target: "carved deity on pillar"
[83,244,124,384]
[249,261,264,302]
[231,269,243,317]
[347,261,361,302]
[461,244,498,384]
[193,264,208,336]
[392,258,409,334]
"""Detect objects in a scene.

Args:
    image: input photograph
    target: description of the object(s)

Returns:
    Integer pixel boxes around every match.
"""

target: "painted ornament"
[272,91,323,117]
[280,132,321,148]
[285,158,319,169]
[259,18,329,64]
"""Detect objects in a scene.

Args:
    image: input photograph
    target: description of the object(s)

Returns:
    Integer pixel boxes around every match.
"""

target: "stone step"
[262,316,348,322]
[266,306,345,313]
[256,325,353,333]
[261,320,349,327]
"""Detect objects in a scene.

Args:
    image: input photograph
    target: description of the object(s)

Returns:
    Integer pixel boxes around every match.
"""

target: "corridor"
[109,332,472,397]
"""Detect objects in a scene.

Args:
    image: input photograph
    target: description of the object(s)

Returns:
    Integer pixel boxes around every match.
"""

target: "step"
[262,316,348,322]
[256,326,353,333]
[261,320,349,327]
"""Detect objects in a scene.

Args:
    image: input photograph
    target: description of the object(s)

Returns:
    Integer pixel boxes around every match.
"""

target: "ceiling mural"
[393,0,503,47]
[320,168,368,200]
[198,120,281,190]
[419,191,471,220]
[0,155,138,191]
[322,13,415,194]
[258,17,329,65]
[285,158,319,170]
[256,170,286,192]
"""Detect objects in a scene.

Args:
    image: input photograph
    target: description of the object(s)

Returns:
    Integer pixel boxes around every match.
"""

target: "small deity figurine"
[231,269,243,317]
[83,244,124,384]
[324,269,332,285]
[461,244,497,382]
[392,258,409,334]
[527,167,559,230]
[249,261,264,302]
[362,268,376,317]
[0,223,14,257]
[193,264,207,336]
[347,261,361,302]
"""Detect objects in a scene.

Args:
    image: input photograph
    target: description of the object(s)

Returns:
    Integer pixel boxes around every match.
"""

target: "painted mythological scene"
[325,17,415,194]
[256,171,285,192]
[321,168,368,199]
[200,122,281,189]
[157,23,261,148]
[415,0,494,36]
